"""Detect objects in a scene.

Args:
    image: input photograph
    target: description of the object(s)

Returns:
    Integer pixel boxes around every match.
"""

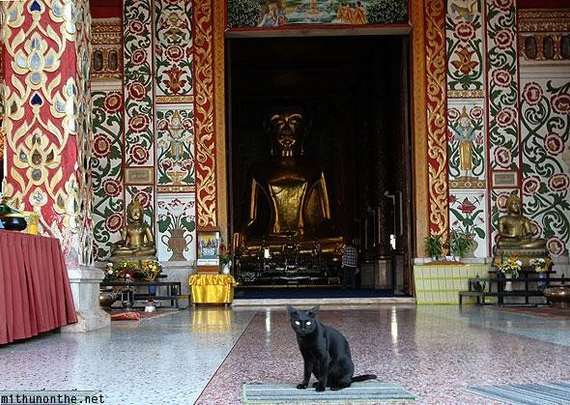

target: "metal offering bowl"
[1,214,27,231]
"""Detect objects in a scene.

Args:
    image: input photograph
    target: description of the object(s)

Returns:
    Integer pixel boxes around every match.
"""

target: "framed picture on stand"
[196,227,221,274]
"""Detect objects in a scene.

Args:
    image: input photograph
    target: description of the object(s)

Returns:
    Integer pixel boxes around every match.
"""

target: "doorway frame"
[197,0,448,293]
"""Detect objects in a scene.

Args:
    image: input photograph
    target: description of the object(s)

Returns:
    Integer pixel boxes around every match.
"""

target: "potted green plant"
[449,229,472,260]
[219,242,233,274]
[424,234,444,261]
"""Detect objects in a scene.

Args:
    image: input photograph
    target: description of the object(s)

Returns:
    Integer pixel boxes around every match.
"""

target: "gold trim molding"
[156,95,195,104]
[518,9,570,33]
[92,18,122,45]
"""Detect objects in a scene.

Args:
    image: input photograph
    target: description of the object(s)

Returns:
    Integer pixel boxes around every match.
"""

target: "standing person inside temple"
[341,239,358,289]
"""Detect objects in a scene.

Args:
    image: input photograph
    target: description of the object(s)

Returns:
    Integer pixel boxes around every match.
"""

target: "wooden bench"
[101,281,182,308]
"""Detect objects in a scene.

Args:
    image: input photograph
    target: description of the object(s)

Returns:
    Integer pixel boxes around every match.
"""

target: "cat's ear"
[286,305,296,316]
[308,305,320,316]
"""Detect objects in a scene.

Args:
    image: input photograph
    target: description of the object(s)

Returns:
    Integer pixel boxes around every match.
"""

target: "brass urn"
[544,285,570,309]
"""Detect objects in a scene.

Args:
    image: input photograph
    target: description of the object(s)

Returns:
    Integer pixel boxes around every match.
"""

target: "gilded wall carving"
[425,0,449,237]
[192,0,217,227]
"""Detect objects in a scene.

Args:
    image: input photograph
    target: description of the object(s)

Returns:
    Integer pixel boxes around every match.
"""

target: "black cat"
[287,305,377,391]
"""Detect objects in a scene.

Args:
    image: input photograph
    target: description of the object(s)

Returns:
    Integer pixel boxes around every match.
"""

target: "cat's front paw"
[296,383,307,389]
[315,383,326,392]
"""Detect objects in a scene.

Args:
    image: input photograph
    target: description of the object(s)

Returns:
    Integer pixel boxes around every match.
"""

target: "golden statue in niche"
[493,190,548,266]
[111,200,157,258]
[235,107,342,256]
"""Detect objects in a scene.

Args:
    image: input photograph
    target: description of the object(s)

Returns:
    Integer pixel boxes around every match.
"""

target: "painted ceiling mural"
[227,0,408,28]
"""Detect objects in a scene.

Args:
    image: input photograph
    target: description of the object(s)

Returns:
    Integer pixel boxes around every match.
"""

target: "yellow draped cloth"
[188,274,237,304]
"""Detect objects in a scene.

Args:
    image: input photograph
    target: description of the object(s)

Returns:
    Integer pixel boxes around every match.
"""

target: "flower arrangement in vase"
[104,259,162,283]
[529,257,553,273]
[497,254,522,292]
[497,254,522,278]
[530,257,552,292]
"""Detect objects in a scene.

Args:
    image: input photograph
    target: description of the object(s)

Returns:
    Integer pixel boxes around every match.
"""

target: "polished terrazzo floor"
[1,304,569,404]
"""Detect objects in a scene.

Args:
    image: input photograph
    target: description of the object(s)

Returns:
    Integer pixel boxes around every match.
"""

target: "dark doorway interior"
[227,35,412,292]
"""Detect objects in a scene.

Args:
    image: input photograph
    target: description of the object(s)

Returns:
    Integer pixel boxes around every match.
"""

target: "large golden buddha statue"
[493,190,548,266]
[235,107,342,256]
[111,200,157,258]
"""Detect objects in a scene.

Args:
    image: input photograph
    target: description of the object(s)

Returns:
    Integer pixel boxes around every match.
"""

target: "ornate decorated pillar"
[193,0,219,230]
[1,0,108,331]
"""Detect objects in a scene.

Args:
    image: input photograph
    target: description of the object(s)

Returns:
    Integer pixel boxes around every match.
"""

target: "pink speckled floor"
[197,305,570,404]
[1,304,568,404]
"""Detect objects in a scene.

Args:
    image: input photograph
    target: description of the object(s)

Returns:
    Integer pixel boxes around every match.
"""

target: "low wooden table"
[459,271,565,306]
[188,274,237,305]
[101,281,181,308]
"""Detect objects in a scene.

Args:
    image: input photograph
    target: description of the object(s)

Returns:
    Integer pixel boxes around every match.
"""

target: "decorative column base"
[63,265,110,332]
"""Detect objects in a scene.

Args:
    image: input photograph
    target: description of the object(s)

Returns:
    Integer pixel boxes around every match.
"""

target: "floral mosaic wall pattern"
[520,74,570,255]
[91,91,125,260]
[124,0,155,167]
[1,0,92,265]
[157,195,196,262]
[486,0,519,172]
[449,191,488,257]
[485,0,521,247]
[156,107,195,189]
[445,0,484,94]
[155,0,193,98]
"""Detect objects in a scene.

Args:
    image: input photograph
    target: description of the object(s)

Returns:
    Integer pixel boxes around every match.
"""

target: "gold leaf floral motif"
[425,0,449,236]
[194,0,217,227]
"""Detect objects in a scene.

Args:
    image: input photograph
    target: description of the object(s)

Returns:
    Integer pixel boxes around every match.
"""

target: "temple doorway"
[226,34,412,294]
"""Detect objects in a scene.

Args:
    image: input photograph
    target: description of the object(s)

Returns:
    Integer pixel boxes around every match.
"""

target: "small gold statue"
[497,190,546,249]
[111,200,157,257]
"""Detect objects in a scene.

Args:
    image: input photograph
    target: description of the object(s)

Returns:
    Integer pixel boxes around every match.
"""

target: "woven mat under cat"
[243,381,420,403]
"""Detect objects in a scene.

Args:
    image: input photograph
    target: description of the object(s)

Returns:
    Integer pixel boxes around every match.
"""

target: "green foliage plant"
[424,234,443,260]
[449,229,473,258]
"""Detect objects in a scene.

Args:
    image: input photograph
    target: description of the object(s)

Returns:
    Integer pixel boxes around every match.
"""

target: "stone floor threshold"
[231,296,417,307]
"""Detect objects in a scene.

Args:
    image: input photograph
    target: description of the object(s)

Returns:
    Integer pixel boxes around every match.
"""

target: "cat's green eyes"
[306,321,311,325]
[295,321,301,325]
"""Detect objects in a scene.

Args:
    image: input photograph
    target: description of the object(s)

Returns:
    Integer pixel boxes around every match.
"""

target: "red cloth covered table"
[0,231,78,344]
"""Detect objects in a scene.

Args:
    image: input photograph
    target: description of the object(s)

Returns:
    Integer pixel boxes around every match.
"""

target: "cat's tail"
[351,374,377,382]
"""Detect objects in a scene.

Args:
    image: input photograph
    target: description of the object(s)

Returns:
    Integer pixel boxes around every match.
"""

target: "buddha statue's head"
[266,107,308,157]
[127,200,144,223]
[506,191,522,215]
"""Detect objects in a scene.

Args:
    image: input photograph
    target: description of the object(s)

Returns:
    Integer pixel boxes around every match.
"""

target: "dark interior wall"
[227,35,410,256]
